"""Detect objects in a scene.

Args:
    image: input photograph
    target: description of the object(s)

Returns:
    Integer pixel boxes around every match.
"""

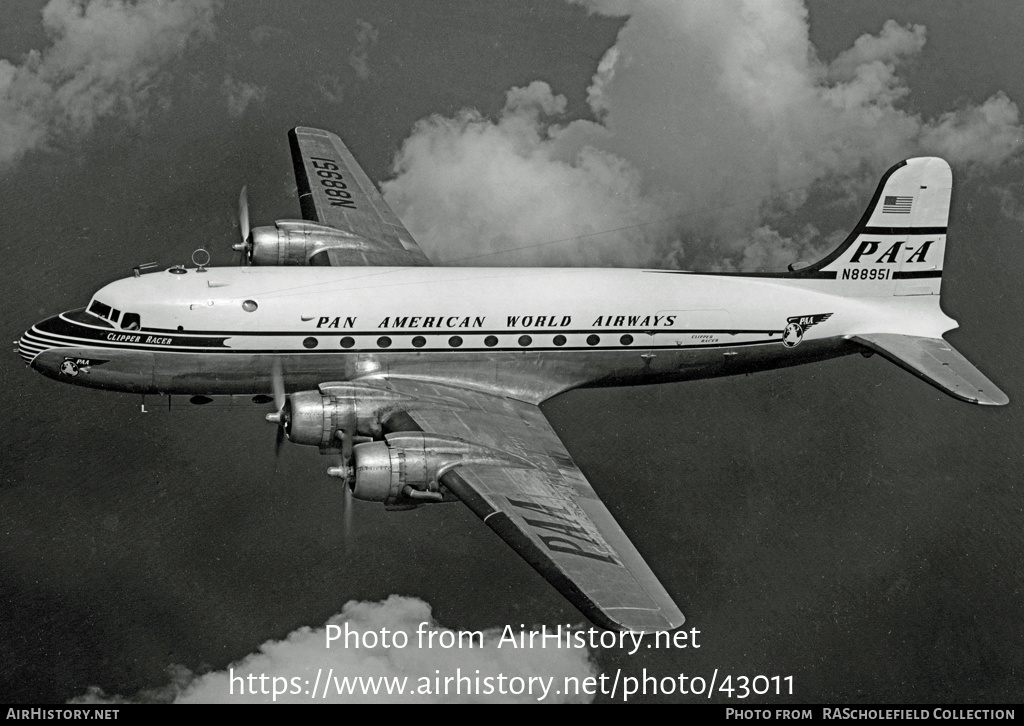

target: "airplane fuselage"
[20,265,954,403]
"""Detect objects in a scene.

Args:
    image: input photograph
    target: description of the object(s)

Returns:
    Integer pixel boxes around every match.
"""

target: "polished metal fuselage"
[19,265,952,403]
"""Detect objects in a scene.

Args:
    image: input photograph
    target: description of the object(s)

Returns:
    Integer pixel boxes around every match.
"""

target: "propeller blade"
[263,358,287,460]
[343,479,353,552]
[238,186,250,243]
[275,422,285,459]
[271,357,285,413]
[232,186,251,265]
[328,429,356,549]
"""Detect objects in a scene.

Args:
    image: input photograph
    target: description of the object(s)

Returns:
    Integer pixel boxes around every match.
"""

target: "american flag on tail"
[883,195,913,214]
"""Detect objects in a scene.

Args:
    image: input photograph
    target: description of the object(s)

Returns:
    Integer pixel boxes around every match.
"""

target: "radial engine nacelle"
[276,382,472,451]
[348,433,533,508]
[247,220,374,266]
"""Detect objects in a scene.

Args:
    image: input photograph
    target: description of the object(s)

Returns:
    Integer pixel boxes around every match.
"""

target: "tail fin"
[802,158,1008,405]
[795,157,950,297]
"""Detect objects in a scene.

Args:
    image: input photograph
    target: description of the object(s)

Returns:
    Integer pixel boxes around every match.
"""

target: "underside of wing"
[288,127,432,267]
[372,378,684,633]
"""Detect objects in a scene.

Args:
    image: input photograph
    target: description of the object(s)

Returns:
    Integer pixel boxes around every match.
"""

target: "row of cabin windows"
[88,300,140,330]
[303,334,632,349]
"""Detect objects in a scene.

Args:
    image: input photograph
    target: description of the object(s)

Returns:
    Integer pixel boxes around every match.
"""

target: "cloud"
[919,92,1024,169]
[222,75,266,117]
[383,81,662,267]
[384,0,1024,271]
[994,181,1024,223]
[0,0,217,169]
[72,596,598,703]
[348,18,379,81]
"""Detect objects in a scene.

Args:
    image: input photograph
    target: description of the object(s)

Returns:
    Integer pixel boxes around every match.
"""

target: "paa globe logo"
[59,357,108,376]
[782,313,833,348]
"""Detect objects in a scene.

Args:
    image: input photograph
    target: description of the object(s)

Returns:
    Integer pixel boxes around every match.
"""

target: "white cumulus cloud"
[73,596,598,703]
[384,0,1024,271]
[0,0,217,169]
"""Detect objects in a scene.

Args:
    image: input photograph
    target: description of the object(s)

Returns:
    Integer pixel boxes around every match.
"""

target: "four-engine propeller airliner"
[18,127,1007,632]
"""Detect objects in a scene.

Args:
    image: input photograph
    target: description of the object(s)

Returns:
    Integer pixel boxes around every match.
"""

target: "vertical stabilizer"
[795,158,950,297]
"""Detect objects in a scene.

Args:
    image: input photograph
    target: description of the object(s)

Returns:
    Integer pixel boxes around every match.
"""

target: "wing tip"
[290,125,333,139]
[970,389,1010,406]
[600,608,686,634]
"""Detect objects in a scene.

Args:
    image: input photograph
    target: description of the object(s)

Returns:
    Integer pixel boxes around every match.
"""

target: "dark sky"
[1,0,1022,704]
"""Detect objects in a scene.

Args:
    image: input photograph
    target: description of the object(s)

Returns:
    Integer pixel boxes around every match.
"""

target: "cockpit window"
[88,300,112,319]
[88,300,138,328]
[121,313,141,330]
[65,308,113,328]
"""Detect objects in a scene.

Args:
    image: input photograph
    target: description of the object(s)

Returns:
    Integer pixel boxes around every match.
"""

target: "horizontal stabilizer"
[851,334,1008,406]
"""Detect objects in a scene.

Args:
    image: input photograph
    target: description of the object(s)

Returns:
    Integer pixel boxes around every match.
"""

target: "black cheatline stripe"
[24,330,217,354]
[24,330,92,347]
[646,269,839,279]
[893,270,942,279]
[37,319,230,348]
[27,320,789,351]
[861,226,946,235]
[31,323,228,348]
[21,332,60,348]
[34,337,785,356]
[142,325,777,336]
[27,327,777,349]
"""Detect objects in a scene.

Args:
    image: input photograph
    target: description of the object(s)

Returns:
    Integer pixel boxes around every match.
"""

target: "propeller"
[232,186,251,265]
[265,358,287,457]
[327,428,361,551]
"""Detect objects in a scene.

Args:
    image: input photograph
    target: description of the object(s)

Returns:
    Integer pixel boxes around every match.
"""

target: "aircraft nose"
[16,315,68,368]
[16,325,50,365]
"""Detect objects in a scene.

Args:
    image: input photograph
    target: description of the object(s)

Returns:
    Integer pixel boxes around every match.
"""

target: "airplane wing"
[288,127,432,267]
[370,378,685,633]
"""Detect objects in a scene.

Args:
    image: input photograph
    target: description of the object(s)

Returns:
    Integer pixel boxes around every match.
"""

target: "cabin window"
[121,313,141,330]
